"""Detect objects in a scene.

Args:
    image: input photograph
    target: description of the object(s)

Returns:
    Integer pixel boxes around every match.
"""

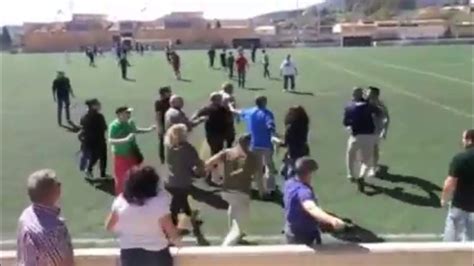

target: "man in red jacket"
[235,50,248,88]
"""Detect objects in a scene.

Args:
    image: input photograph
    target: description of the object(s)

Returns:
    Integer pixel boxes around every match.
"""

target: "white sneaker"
[367,168,376,178]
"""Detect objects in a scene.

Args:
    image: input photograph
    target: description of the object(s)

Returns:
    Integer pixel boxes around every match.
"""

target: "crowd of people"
[17,46,474,266]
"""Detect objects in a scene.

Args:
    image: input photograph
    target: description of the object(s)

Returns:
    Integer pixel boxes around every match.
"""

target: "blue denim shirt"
[241,107,275,149]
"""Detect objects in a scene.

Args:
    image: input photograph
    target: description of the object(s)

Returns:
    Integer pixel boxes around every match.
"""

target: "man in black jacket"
[52,71,75,126]
[79,98,108,178]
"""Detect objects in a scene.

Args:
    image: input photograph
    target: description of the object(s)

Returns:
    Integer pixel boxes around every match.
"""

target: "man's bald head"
[462,129,474,148]
[170,95,184,109]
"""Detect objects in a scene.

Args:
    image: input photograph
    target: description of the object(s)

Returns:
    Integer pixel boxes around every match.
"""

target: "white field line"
[321,59,474,119]
[366,59,474,87]
[0,234,444,246]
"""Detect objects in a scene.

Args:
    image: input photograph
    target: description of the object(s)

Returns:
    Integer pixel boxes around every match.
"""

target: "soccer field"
[1,45,473,245]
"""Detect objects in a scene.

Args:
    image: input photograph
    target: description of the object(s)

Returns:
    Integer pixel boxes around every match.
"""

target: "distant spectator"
[227,51,235,78]
[105,166,181,266]
[17,169,74,266]
[52,71,75,126]
[441,129,474,242]
[280,54,298,92]
[279,106,310,179]
[235,51,249,88]
[207,47,216,68]
[220,48,227,70]
[165,124,204,226]
[231,96,277,198]
[118,55,131,80]
[262,49,270,79]
[108,106,156,195]
[284,157,345,246]
[205,134,258,246]
[155,86,173,164]
[343,87,380,192]
[251,44,257,63]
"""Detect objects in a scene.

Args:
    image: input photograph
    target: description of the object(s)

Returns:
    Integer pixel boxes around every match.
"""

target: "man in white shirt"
[280,54,298,92]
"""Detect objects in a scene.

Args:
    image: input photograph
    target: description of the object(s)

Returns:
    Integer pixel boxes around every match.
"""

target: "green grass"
[1,45,473,243]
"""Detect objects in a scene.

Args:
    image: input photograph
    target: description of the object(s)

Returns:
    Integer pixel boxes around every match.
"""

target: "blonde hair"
[165,124,188,147]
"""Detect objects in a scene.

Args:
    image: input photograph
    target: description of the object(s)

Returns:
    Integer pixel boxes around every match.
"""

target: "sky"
[0,0,323,26]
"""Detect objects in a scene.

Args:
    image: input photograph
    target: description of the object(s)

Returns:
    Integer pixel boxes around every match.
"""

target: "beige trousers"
[346,134,377,179]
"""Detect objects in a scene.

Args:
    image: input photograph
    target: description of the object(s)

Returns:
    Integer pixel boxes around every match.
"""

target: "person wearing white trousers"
[205,134,257,246]
[343,87,380,192]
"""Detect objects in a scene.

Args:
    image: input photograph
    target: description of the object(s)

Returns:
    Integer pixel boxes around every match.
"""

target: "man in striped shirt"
[17,169,74,266]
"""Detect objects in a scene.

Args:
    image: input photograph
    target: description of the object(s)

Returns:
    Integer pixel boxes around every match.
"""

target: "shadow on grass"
[85,178,115,196]
[289,91,314,96]
[60,121,81,133]
[324,213,385,243]
[363,165,442,208]
[243,87,266,91]
[269,77,282,81]
[123,78,136,82]
[179,78,192,83]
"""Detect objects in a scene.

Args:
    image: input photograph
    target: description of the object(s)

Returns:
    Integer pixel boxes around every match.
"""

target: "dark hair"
[159,86,171,96]
[284,105,309,127]
[123,166,159,206]
[465,129,474,142]
[85,98,100,107]
[295,157,319,176]
[255,96,267,108]
[368,86,380,96]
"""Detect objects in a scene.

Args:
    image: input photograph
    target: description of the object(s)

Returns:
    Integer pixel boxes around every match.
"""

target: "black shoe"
[357,178,365,193]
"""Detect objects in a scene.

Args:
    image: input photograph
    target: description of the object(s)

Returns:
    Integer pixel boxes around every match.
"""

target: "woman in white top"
[105,165,181,266]
[280,54,298,92]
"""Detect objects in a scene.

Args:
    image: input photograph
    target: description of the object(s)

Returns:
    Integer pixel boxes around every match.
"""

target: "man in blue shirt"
[284,157,345,246]
[232,96,277,198]
[343,87,379,192]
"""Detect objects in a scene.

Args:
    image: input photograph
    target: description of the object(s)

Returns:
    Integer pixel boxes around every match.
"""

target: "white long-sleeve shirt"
[280,59,297,76]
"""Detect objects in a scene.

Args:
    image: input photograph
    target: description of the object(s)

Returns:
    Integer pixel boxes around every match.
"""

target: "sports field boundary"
[0,234,444,249]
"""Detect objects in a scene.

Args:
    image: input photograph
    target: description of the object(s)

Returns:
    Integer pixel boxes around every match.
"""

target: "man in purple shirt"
[17,169,74,266]
[343,87,380,192]
[284,157,345,246]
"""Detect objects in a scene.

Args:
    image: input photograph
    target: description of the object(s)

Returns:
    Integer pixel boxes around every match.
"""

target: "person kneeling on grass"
[205,134,258,246]
[284,157,345,246]
[105,166,182,266]
[165,124,205,233]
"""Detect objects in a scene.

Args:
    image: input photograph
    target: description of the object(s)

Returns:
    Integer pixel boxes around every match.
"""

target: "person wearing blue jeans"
[283,157,345,246]
[441,129,474,242]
